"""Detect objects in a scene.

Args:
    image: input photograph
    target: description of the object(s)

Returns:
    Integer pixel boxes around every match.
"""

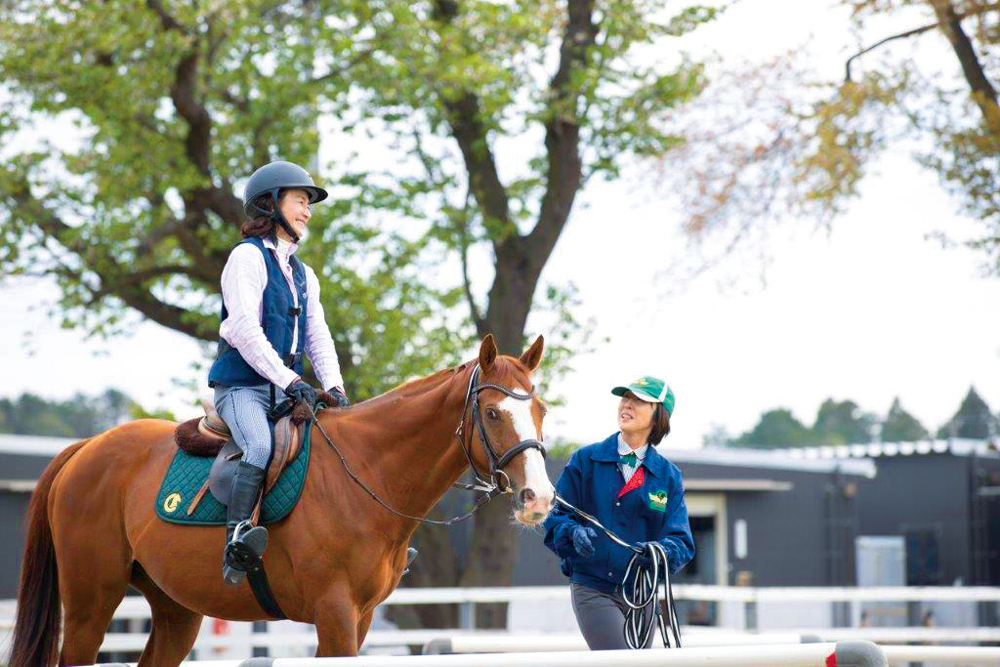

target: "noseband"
[308,362,547,527]
[455,364,546,495]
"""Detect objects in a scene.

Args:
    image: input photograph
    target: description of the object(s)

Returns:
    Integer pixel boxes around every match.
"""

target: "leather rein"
[306,363,546,527]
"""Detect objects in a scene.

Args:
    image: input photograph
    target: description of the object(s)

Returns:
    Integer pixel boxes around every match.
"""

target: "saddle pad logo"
[163,492,183,514]
[648,490,668,512]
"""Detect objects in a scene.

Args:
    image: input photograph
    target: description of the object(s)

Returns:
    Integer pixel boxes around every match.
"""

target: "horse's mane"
[351,356,532,410]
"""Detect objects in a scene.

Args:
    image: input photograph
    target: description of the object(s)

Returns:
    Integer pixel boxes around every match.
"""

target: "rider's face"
[278,189,312,242]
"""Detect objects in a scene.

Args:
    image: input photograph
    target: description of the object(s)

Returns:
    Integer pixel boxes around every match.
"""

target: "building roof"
[659,445,877,479]
[0,433,80,457]
[771,438,1000,461]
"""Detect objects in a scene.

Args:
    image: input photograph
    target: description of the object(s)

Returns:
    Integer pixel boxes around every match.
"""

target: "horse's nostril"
[519,488,536,506]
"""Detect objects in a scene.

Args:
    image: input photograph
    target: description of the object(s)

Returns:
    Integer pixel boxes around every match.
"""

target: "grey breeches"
[570,582,656,650]
[214,385,286,470]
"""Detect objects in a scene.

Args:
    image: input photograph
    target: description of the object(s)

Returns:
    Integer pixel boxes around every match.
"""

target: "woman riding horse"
[10,336,554,666]
[207,160,350,586]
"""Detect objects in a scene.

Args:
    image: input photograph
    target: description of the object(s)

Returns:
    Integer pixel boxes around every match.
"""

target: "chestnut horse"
[10,335,554,666]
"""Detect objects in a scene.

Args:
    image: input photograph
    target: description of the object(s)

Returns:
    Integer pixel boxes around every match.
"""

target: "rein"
[554,495,682,649]
[305,364,545,527]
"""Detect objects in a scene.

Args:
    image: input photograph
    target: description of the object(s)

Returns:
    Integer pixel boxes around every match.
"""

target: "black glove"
[327,387,351,408]
[285,379,319,409]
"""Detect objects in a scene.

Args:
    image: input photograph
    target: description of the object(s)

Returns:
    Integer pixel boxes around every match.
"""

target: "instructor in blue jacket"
[544,376,694,650]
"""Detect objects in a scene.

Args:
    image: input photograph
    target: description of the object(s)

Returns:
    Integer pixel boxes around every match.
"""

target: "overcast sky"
[2,1,999,448]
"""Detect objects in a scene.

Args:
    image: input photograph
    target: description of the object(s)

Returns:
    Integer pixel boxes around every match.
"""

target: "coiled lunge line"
[554,495,682,649]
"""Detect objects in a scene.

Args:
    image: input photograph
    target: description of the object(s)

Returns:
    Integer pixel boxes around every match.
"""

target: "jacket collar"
[263,234,298,261]
[589,432,667,479]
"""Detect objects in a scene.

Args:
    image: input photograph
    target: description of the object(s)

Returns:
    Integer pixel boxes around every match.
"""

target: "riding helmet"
[242,161,328,219]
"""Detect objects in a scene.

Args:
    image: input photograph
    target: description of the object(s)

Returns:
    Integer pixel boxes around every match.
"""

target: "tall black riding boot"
[222,461,269,587]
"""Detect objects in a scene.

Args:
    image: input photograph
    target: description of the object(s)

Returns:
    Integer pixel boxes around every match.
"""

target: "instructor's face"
[617,391,654,435]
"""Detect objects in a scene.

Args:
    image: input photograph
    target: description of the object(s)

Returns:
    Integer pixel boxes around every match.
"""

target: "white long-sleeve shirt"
[218,236,345,392]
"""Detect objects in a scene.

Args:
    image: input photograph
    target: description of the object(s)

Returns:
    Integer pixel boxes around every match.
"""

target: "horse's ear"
[479,334,498,370]
[519,335,544,372]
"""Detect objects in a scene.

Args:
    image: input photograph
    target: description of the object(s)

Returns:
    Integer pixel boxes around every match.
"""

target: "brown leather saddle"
[173,401,305,519]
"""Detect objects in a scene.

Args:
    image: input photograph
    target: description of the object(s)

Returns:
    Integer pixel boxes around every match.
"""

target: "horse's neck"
[316,367,473,526]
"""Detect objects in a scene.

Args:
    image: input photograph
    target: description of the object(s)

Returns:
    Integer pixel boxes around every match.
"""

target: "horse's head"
[470,334,555,527]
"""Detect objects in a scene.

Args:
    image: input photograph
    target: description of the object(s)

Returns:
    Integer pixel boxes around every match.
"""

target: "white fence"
[3,585,1000,659]
[94,643,1000,667]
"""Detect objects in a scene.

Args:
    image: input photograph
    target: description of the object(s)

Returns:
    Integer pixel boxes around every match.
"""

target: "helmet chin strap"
[253,188,300,244]
[274,213,300,245]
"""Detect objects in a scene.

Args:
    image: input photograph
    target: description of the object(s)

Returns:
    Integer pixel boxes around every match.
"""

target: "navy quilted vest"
[208,236,308,388]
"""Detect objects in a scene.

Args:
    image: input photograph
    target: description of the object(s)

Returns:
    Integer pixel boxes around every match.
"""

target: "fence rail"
[4,585,1000,658]
[97,641,885,667]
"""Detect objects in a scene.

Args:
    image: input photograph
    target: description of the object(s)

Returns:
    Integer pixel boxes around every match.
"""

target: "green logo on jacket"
[648,490,668,512]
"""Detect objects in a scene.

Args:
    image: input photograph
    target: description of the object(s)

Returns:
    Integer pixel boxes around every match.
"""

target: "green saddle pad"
[155,424,311,526]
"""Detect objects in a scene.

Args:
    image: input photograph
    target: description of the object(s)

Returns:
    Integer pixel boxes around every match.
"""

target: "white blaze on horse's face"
[498,395,555,526]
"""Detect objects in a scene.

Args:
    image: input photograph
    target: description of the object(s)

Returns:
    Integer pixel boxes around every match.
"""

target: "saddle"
[173,400,307,517]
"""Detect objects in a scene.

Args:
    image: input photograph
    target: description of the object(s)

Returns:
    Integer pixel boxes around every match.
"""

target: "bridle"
[306,363,546,526]
[454,364,546,496]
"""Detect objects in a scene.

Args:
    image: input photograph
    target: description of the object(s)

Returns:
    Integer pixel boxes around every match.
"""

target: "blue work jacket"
[543,433,695,595]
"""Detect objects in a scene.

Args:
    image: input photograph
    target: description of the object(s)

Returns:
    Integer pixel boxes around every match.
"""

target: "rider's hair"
[647,404,671,445]
[240,192,282,238]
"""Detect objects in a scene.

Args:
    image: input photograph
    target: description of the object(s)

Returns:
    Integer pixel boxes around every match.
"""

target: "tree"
[813,398,878,445]
[938,386,997,438]
[882,396,929,442]
[0,389,152,438]
[665,1,1000,276]
[732,408,814,448]
[0,0,719,627]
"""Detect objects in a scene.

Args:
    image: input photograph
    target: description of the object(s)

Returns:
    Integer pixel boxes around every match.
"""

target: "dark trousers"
[570,582,656,650]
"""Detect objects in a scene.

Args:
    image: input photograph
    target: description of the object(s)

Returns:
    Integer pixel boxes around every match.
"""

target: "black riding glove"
[327,387,351,408]
[285,379,319,410]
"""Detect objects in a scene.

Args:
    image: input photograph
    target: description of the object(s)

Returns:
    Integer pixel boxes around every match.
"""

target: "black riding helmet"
[242,161,328,243]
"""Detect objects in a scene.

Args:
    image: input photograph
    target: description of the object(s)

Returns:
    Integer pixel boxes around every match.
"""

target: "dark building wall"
[1,452,55,599]
[513,453,863,588]
[0,493,31,598]
[855,454,971,586]
[678,462,858,587]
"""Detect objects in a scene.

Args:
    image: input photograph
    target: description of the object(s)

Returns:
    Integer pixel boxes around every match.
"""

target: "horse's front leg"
[313,586,361,657]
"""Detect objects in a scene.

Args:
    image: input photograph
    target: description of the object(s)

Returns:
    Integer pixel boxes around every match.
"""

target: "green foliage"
[0,389,147,437]
[732,396,910,447]
[882,396,929,442]
[937,386,997,439]
[0,0,718,402]
[813,398,879,445]
[732,408,814,448]
[670,1,1000,276]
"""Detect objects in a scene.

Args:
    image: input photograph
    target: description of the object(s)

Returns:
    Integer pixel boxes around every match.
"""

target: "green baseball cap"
[612,376,675,415]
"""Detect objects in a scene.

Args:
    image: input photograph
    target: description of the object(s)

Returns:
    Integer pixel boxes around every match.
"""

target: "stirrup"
[223,523,269,586]
[403,547,418,576]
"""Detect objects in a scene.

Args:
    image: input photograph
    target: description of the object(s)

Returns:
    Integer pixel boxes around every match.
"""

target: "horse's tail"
[8,438,89,667]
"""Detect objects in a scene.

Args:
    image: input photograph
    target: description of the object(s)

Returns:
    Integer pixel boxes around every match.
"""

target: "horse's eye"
[485,407,500,421]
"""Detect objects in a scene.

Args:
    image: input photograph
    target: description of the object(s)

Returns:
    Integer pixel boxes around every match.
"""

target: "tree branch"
[481,0,596,347]
[845,2,1000,83]
[11,179,216,341]
[146,0,187,33]
[458,188,485,330]
[931,0,999,123]
[170,51,213,177]
[524,0,596,270]
[432,0,512,244]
